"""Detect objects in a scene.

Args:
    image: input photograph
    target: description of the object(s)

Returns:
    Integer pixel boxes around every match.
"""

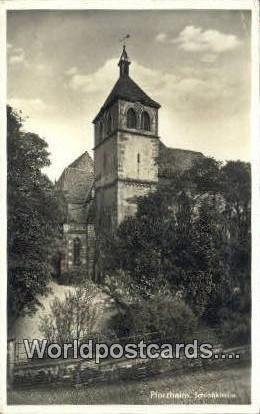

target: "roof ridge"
[68,150,93,168]
[159,141,204,156]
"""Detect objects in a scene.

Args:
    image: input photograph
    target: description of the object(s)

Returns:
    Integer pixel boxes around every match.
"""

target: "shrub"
[218,312,250,347]
[39,281,102,344]
[110,292,198,342]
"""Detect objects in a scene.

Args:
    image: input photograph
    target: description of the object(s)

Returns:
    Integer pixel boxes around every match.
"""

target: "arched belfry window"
[127,108,137,129]
[107,113,112,134]
[73,237,81,266]
[141,111,151,131]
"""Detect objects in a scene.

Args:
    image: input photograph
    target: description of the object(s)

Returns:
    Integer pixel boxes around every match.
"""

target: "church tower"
[93,46,160,237]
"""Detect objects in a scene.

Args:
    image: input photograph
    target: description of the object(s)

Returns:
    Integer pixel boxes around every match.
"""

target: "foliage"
[128,295,197,341]
[103,269,174,303]
[101,155,251,341]
[39,282,101,343]
[7,105,63,324]
[218,312,251,347]
[103,270,197,341]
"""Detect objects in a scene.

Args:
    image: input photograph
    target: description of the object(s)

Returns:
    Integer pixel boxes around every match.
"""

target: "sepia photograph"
[1,1,259,412]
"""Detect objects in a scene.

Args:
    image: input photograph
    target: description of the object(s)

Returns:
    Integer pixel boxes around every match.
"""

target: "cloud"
[66,59,118,97]
[66,58,175,110]
[65,56,245,121]
[200,53,218,63]
[9,55,248,182]
[173,25,241,53]
[8,47,52,75]
[9,47,25,64]
[8,97,49,115]
[155,32,167,43]
[35,63,46,71]
[65,66,78,76]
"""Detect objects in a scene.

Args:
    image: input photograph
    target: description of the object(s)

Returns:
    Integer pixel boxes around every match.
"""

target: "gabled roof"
[67,151,93,169]
[158,142,204,178]
[93,76,160,123]
[56,151,94,203]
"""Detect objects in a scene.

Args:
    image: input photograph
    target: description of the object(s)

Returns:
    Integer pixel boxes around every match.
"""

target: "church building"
[93,45,160,234]
[56,46,203,281]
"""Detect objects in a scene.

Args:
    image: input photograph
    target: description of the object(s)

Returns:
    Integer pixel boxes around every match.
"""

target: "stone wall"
[117,131,158,183]
[94,98,159,234]
[117,181,157,225]
[95,185,117,233]
[94,101,119,147]
[94,133,117,188]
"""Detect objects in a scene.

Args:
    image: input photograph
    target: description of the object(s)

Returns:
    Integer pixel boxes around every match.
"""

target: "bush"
[111,293,198,342]
[218,312,250,347]
[104,270,198,342]
[39,281,101,344]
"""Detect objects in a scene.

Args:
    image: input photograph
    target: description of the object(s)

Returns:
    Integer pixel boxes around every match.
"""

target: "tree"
[7,105,63,325]
[220,161,251,287]
[102,156,251,331]
[203,161,251,323]
[205,161,251,335]
[131,293,197,341]
[39,282,101,344]
[103,270,197,341]
[103,188,220,315]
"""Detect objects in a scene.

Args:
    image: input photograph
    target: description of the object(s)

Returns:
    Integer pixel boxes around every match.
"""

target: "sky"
[7,9,251,181]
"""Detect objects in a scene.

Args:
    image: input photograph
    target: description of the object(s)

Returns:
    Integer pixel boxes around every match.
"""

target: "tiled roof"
[93,76,160,122]
[158,142,204,178]
[56,151,94,203]
[57,143,204,213]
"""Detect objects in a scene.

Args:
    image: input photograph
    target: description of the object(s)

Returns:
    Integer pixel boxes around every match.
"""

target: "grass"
[8,362,250,405]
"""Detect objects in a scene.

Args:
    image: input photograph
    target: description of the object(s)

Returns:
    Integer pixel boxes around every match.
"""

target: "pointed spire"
[118,45,131,78]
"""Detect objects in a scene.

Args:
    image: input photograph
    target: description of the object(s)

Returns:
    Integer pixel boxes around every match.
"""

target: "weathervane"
[120,34,130,48]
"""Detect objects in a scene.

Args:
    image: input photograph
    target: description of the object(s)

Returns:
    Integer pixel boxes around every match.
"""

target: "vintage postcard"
[0,0,259,413]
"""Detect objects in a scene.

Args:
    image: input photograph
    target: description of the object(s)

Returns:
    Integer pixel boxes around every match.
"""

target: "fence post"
[7,337,16,390]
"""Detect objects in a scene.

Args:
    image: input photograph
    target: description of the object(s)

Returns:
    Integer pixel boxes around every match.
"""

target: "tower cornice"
[93,128,160,151]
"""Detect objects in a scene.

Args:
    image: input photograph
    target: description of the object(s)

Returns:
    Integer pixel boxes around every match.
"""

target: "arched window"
[107,113,112,134]
[73,238,81,266]
[141,111,151,131]
[127,108,137,129]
